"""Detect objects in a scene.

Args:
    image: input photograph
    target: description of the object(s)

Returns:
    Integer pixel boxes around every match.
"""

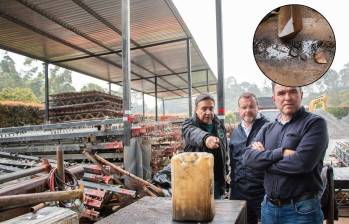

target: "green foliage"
[0,53,76,102]
[0,55,22,90]
[0,87,39,103]
[224,77,271,112]
[327,107,349,119]
[49,66,76,94]
[0,51,348,116]
[0,103,43,127]
[81,83,104,92]
[225,112,238,124]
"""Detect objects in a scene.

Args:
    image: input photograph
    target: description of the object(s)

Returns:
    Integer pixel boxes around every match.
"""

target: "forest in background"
[1,52,348,121]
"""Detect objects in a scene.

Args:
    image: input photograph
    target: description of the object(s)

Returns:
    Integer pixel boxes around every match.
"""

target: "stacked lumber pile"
[49,91,123,123]
[0,101,43,128]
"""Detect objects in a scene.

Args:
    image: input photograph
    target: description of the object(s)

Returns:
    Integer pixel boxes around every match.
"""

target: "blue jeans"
[261,195,323,224]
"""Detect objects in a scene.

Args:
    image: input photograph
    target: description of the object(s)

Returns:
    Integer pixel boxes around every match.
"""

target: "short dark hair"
[195,93,215,107]
[238,92,258,106]
[271,81,302,93]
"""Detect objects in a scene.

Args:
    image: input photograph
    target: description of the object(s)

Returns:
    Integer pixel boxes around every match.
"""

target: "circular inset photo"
[253,4,336,87]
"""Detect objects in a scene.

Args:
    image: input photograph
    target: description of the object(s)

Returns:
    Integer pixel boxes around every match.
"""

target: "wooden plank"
[96,196,247,224]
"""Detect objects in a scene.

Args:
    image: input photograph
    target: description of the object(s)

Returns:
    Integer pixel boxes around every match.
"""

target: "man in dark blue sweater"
[243,83,328,224]
[230,92,269,224]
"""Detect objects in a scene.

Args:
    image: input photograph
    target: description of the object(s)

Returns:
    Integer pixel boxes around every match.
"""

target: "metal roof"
[0,0,216,99]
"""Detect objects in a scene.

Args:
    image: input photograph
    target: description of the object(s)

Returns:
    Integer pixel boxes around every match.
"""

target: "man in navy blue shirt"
[229,92,269,224]
[243,83,328,224]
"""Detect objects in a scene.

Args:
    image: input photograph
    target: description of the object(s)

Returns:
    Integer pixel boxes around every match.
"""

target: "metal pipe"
[0,165,84,196]
[206,69,210,92]
[122,0,131,151]
[30,202,49,213]
[93,153,164,196]
[215,0,225,122]
[155,76,158,121]
[52,37,189,63]
[82,150,110,175]
[0,188,83,209]
[186,38,192,117]
[56,145,65,190]
[44,62,49,123]
[142,92,145,118]
[0,160,51,184]
[143,186,156,197]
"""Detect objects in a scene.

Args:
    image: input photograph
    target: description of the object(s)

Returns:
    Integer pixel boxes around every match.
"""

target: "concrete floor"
[333,217,349,224]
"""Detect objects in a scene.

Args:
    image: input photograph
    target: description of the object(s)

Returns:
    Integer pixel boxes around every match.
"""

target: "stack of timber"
[0,101,43,128]
[49,91,123,123]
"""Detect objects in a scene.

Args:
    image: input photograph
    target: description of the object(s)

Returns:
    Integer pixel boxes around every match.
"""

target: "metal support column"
[108,82,112,95]
[44,62,49,123]
[122,0,131,149]
[155,77,158,121]
[216,0,225,122]
[162,99,165,116]
[187,38,192,117]
[142,92,145,118]
[206,70,210,92]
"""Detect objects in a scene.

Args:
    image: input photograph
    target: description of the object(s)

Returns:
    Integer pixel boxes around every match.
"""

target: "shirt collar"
[241,113,260,136]
[276,106,305,125]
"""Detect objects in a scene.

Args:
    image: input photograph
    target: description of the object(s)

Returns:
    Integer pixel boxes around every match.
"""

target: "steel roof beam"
[51,37,189,63]
[0,10,181,98]
[114,68,211,84]
[17,0,184,97]
[72,0,200,94]
[145,84,211,94]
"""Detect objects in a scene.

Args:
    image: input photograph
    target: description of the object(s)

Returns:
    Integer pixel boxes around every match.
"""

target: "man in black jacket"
[230,92,269,224]
[182,93,230,199]
[243,83,328,224]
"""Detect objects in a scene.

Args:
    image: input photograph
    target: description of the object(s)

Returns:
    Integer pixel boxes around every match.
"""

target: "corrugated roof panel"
[132,78,167,93]
[0,1,107,60]
[56,57,120,82]
[0,0,216,99]
[130,0,186,45]
[0,17,86,61]
[29,0,124,51]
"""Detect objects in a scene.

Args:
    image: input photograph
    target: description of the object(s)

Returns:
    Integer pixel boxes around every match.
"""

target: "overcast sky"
[2,0,347,91]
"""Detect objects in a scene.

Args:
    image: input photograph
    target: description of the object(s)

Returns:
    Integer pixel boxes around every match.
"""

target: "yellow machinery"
[308,95,328,112]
